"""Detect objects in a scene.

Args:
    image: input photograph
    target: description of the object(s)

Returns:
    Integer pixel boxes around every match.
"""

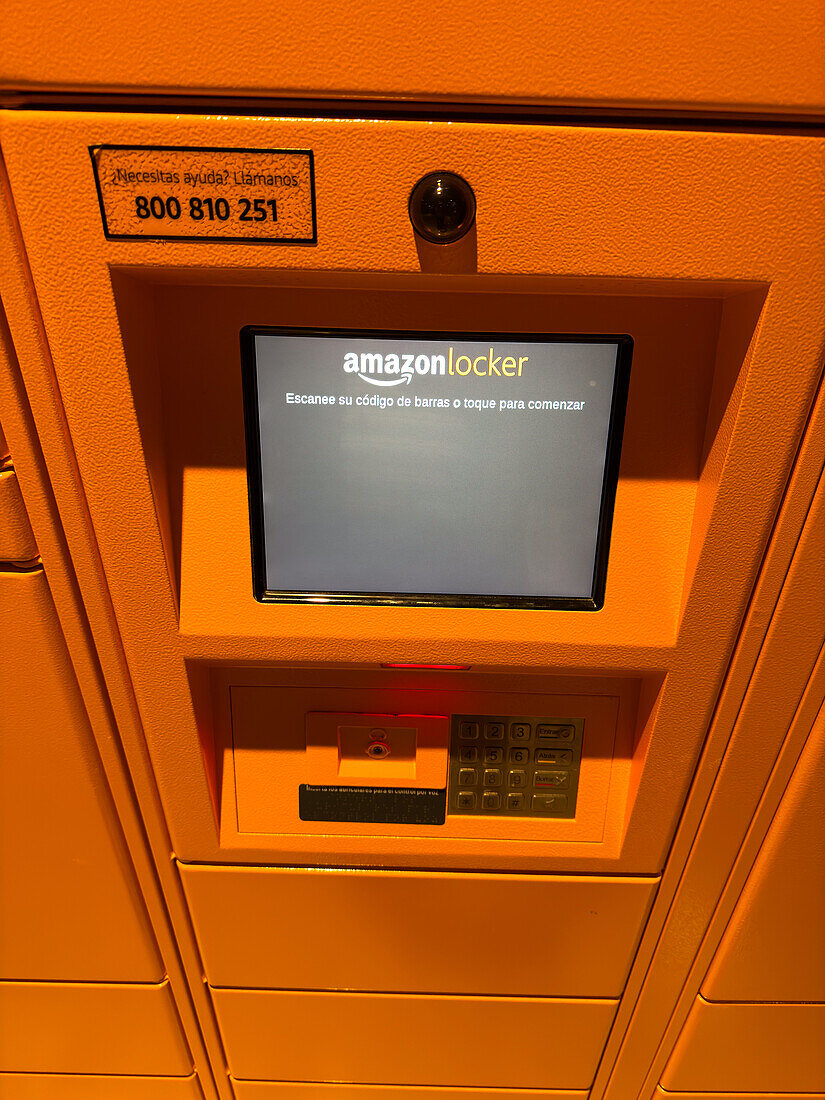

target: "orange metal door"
[180,864,657,997]
[0,566,163,983]
[213,987,617,1089]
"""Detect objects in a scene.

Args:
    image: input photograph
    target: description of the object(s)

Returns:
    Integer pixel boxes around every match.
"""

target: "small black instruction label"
[299,784,447,825]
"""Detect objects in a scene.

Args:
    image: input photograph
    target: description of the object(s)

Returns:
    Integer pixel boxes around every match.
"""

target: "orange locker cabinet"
[213,987,616,1089]
[0,21,823,1097]
[1,107,821,884]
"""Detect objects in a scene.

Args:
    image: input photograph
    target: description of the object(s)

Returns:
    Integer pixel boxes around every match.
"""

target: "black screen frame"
[241,326,633,611]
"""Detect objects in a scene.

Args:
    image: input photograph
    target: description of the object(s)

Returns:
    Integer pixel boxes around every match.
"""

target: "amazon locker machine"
[1,104,823,1098]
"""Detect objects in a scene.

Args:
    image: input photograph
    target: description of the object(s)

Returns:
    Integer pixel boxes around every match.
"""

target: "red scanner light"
[381,663,470,670]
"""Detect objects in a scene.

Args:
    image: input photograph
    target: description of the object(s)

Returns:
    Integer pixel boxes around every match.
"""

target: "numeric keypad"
[449,715,583,817]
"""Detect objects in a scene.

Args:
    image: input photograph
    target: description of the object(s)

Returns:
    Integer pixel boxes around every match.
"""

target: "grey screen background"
[252,334,620,599]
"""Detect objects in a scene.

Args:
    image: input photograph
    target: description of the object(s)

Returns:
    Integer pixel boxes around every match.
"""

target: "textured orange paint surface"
[0,0,824,114]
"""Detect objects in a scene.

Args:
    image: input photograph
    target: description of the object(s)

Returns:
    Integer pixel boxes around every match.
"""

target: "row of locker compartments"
[215,992,825,1094]
[183,864,658,1092]
[0,980,193,1077]
[179,863,659,999]
[18,1081,821,1100]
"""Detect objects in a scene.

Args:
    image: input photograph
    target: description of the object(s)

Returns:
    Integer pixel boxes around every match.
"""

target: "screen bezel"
[241,326,633,611]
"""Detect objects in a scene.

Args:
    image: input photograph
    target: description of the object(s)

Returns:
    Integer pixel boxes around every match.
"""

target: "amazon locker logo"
[342,346,529,387]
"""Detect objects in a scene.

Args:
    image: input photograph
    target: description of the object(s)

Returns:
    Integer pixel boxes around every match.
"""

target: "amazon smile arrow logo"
[358,372,412,387]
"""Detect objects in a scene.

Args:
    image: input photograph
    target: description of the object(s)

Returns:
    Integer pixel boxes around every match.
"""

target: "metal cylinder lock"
[409,171,476,244]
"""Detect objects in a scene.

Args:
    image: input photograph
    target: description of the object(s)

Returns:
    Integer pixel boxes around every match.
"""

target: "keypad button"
[457,791,476,809]
[536,723,575,742]
[508,769,527,788]
[459,746,479,763]
[531,793,568,814]
[484,746,503,764]
[534,770,570,789]
[484,721,505,740]
[482,791,501,810]
[508,746,530,765]
[459,721,480,739]
[535,748,573,766]
[458,768,477,786]
[507,792,525,810]
[510,722,531,741]
[483,768,503,787]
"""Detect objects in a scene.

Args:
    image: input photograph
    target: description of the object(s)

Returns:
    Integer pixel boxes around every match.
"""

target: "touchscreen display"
[242,328,631,609]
